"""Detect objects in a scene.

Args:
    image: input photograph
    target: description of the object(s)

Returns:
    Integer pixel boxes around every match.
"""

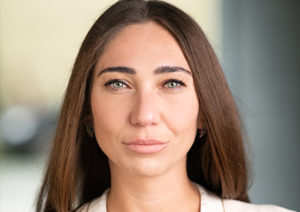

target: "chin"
[125,157,172,177]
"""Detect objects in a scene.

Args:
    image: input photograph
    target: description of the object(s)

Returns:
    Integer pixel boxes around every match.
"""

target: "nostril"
[130,110,156,127]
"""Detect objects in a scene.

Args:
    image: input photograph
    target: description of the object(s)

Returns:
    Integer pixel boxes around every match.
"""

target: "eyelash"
[104,79,128,90]
[163,79,186,88]
[104,79,186,91]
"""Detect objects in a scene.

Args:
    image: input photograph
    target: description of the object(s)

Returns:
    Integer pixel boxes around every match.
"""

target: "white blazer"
[78,184,295,212]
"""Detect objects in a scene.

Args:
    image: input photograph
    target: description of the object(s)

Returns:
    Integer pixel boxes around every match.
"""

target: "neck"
[107,159,200,212]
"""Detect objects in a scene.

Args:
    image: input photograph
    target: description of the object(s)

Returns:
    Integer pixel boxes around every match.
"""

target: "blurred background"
[0,0,299,211]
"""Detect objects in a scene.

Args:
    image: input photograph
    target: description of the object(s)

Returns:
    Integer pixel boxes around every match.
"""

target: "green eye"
[104,79,128,90]
[164,79,186,88]
[112,81,125,88]
[166,81,180,88]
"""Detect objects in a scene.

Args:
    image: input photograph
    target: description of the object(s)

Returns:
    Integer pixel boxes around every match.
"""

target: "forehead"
[96,21,190,72]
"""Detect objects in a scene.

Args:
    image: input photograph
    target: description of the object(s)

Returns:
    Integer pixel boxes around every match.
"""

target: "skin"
[91,21,202,212]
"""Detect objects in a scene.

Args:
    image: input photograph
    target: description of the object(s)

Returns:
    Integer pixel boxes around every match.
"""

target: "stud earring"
[86,122,94,137]
[199,123,207,138]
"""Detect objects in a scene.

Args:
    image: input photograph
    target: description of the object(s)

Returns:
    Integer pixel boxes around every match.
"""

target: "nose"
[129,91,159,127]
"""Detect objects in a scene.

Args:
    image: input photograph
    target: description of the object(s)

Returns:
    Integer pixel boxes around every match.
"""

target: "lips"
[122,139,168,154]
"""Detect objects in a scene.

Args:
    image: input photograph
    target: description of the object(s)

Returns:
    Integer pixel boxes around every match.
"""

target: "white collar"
[196,183,224,212]
[79,183,224,212]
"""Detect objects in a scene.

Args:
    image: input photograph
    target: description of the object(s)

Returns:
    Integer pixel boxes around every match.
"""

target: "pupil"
[115,82,122,88]
[170,82,176,87]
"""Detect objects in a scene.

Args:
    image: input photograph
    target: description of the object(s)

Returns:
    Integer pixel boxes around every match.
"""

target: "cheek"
[91,89,129,131]
[90,92,121,145]
[90,95,124,160]
[91,99,112,131]
[163,92,199,132]
[161,92,199,163]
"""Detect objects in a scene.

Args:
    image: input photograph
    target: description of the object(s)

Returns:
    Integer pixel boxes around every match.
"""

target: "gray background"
[222,0,300,210]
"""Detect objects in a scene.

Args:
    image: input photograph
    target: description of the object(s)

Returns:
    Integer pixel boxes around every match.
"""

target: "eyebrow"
[97,66,191,77]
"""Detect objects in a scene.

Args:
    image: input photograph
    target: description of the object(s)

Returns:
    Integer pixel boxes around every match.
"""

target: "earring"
[199,123,207,138]
[86,122,94,137]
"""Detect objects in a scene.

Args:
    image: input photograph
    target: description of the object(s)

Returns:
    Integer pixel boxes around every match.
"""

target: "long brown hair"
[36,0,251,211]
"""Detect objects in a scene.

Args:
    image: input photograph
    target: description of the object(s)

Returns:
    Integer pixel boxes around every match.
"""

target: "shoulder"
[223,199,295,212]
[76,190,108,212]
[194,183,295,212]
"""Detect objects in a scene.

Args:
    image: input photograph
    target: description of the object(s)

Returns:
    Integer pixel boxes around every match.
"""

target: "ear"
[82,112,94,126]
[198,122,203,130]
[197,111,205,130]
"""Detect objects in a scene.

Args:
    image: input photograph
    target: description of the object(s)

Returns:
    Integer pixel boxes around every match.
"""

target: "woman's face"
[91,21,200,177]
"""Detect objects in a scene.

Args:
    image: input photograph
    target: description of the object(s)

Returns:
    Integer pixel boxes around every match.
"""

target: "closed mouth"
[122,139,168,154]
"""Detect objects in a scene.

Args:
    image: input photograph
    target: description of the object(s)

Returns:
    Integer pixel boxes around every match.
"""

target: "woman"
[36,0,294,211]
